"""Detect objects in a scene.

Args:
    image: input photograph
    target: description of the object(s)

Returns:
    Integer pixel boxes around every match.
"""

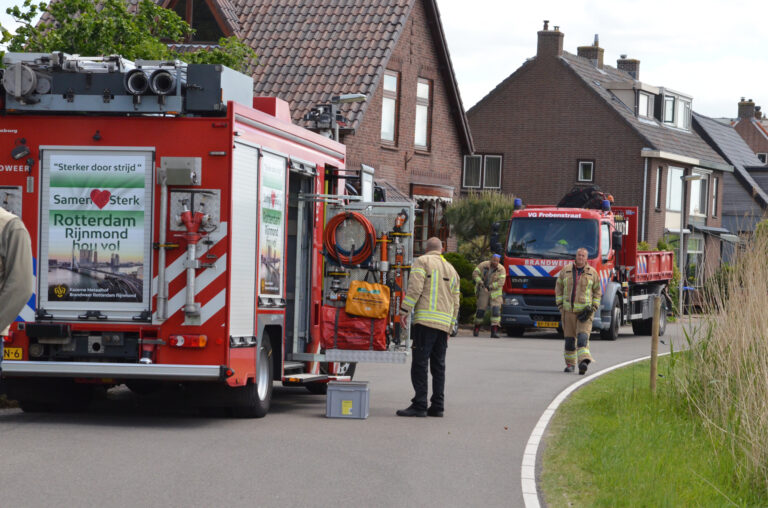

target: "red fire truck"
[494,199,673,340]
[0,53,412,416]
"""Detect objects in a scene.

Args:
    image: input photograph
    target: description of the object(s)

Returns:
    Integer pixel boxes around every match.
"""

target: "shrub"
[444,251,479,323]
[443,252,474,280]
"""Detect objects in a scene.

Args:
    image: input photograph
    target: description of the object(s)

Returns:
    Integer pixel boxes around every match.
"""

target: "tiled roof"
[694,112,768,208]
[237,0,411,131]
[560,52,729,170]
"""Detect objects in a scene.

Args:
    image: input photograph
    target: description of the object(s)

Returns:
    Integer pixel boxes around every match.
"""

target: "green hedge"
[445,251,479,323]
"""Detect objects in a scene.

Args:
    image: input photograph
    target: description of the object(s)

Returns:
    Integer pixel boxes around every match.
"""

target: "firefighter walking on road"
[473,253,506,338]
[555,247,601,375]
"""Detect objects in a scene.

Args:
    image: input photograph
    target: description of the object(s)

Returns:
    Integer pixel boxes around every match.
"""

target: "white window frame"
[414,78,432,150]
[462,155,482,188]
[664,96,675,124]
[638,92,651,118]
[689,171,708,217]
[380,70,399,144]
[655,166,663,208]
[666,166,683,211]
[711,176,718,217]
[578,160,594,182]
[483,155,502,189]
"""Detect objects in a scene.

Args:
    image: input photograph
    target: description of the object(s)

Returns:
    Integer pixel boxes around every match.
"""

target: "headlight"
[505,297,520,306]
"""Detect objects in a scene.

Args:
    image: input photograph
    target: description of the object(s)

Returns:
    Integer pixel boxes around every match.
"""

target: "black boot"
[473,325,480,337]
[578,360,590,375]
[490,326,499,338]
[396,405,427,417]
[564,365,575,373]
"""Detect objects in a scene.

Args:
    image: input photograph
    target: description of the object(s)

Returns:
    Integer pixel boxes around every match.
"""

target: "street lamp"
[679,173,703,316]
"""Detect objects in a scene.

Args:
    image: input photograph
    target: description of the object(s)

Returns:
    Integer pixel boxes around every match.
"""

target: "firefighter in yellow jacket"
[555,247,601,375]
[397,237,461,417]
[473,254,506,338]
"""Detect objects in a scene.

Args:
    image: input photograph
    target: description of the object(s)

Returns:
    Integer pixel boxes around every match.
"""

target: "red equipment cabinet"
[0,54,412,416]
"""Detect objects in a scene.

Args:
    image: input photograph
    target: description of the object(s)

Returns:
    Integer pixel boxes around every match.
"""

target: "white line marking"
[521,352,670,507]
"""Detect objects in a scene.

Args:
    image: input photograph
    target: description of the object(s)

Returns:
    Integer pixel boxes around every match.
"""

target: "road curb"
[521,352,670,508]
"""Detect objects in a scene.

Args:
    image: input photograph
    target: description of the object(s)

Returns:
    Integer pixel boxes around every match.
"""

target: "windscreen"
[506,218,598,259]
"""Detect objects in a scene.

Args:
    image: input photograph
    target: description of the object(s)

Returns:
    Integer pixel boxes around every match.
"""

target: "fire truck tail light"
[2,335,11,344]
[169,335,208,348]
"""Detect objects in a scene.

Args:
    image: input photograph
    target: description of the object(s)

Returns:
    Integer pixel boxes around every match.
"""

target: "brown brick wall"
[341,0,464,201]
[734,121,768,156]
[467,52,725,271]
[467,54,646,216]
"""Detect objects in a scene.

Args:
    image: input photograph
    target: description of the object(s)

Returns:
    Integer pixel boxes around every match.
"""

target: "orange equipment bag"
[344,273,391,319]
[321,306,387,351]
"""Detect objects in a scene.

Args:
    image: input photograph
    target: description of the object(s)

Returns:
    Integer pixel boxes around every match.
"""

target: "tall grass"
[673,230,768,496]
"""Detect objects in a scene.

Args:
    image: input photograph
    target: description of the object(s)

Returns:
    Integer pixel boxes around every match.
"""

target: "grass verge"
[541,355,767,507]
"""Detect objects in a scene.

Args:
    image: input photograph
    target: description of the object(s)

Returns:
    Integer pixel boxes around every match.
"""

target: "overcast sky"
[438,0,768,118]
[2,0,766,118]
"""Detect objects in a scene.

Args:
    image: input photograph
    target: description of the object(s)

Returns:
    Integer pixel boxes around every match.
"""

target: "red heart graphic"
[90,189,111,209]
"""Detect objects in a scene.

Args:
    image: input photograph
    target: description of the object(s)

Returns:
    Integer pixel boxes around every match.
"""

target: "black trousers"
[410,324,448,411]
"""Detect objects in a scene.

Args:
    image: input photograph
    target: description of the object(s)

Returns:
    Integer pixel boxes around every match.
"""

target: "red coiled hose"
[324,211,377,266]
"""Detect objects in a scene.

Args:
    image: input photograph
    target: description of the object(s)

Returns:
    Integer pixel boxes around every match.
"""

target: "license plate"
[3,347,22,360]
[535,321,560,328]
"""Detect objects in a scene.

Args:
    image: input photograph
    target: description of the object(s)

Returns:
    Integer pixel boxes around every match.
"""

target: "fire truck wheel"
[600,299,621,341]
[505,326,525,337]
[10,379,93,413]
[232,341,273,418]
[631,298,667,337]
[306,362,357,394]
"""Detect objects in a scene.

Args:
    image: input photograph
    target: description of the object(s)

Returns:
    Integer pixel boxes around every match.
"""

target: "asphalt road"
[0,321,692,508]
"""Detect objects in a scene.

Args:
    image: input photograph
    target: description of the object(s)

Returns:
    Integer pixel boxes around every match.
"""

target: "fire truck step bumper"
[1,361,230,381]
[325,349,408,363]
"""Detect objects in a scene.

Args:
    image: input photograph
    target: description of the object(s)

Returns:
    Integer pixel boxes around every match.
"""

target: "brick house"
[693,113,768,261]
[732,99,768,165]
[466,23,733,284]
[152,0,473,252]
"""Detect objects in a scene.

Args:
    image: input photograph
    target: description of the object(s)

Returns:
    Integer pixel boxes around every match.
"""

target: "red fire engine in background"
[0,52,412,416]
[493,198,674,340]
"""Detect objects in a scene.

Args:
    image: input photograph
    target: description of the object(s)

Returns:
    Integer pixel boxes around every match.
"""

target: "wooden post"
[650,295,661,393]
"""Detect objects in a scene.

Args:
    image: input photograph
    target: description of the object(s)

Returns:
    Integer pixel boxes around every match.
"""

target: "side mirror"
[612,230,623,251]
[490,222,503,255]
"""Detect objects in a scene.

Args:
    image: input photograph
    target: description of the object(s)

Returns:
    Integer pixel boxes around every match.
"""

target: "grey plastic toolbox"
[326,381,370,419]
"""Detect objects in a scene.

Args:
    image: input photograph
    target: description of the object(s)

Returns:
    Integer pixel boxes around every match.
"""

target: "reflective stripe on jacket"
[472,260,506,299]
[555,263,602,312]
[401,250,461,333]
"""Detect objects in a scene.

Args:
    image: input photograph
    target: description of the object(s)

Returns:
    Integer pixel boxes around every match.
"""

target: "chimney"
[617,54,640,80]
[738,97,756,120]
[537,20,564,58]
[577,34,604,69]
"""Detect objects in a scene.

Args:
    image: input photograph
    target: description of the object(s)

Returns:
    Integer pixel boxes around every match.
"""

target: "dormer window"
[638,92,652,118]
[663,96,675,123]
[662,94,691,130]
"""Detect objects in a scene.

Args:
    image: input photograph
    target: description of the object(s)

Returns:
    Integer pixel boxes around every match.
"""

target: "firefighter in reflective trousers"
[473,254,506,338]
[555,247,601,374]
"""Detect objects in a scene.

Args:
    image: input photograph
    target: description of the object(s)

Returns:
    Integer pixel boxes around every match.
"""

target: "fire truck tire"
[505,326,525,337]
[8,379,92,413]
[600,299,621,341]
[306,362,357,394]
[232,341,273,418]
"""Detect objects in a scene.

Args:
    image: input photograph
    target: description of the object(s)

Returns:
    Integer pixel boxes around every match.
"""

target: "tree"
[1,0,257,73]
[444,191,519,264]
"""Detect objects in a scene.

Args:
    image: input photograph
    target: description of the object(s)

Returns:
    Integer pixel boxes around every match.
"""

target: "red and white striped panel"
[151,222,228,325]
